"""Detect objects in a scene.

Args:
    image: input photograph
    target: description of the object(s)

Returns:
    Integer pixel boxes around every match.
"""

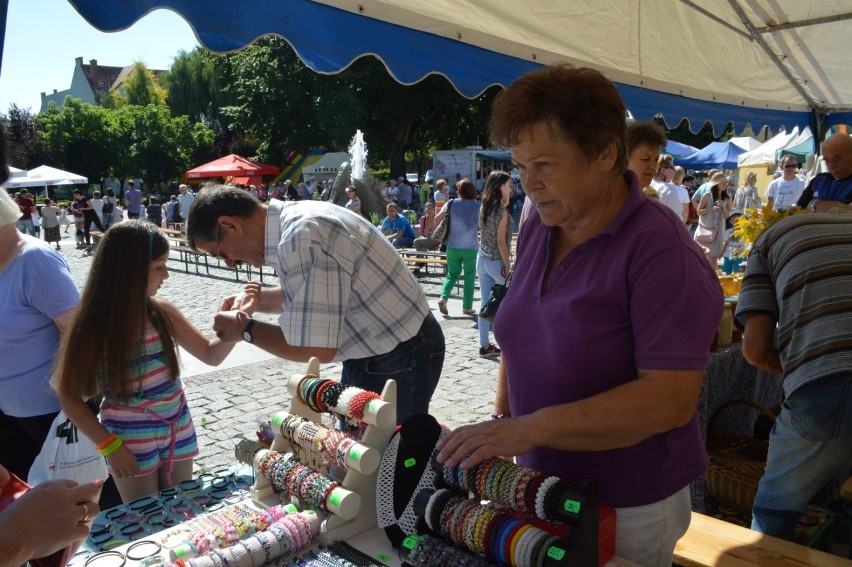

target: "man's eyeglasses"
[783,164,798,169]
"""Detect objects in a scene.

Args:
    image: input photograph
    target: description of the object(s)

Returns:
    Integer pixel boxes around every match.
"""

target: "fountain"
[328,130,388,222]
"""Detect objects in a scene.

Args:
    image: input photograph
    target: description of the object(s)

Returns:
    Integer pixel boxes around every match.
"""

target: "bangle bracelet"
[120,523,146,537]
[105,508,127,521]
[128,496,158,511]
[126,540,161,560]
[147,511,168,525]
[90,532,115,546]
[85,550,125,567]
[101,539,128,551]
[180,480,201,491]
[211,477,229,489]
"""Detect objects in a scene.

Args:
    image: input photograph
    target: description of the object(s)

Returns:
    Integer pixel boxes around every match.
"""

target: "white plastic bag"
[27,411,108,485]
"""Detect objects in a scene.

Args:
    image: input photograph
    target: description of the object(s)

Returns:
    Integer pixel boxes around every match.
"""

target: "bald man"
[796,133,852,212]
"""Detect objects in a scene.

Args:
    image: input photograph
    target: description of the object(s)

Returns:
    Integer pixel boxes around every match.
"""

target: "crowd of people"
[2,62,852,565]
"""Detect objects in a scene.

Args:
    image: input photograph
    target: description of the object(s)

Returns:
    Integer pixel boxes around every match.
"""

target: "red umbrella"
[186,154,279,179]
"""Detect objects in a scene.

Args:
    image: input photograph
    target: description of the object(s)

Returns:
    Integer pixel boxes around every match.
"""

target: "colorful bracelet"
[99,436,124,457]
[95,433,117,451]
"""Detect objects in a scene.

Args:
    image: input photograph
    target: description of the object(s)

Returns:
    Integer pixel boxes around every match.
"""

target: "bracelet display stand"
[251,357,397,544]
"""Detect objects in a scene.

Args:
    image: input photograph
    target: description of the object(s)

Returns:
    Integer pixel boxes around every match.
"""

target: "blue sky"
[0,0,199,113]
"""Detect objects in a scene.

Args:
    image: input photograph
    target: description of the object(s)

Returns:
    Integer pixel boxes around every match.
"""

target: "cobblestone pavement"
[58,228,501,474]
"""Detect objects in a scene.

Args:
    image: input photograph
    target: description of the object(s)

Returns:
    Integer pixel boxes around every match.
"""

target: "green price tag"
[367,400,378,411]
[330,493,341,506]
[404,457,416,468]
[377,553,391,562]
[563,499,581,513]
[547,546,565,560]
[349,449,361,461]
[402,535,420,550]
[272,415,282,425]
[174,548,185,558]
[283,504,298,513]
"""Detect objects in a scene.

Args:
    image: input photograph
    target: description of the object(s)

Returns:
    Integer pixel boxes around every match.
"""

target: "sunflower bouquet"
[731,205,810,245]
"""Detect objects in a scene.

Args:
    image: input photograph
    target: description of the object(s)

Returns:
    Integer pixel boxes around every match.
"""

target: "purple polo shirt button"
[546,284,553,290]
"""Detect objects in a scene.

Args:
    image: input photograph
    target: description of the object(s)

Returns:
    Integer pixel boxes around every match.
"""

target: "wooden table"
[674,512,849,566]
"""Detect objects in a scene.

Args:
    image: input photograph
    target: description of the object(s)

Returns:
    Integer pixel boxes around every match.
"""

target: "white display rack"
[250,357,397,544]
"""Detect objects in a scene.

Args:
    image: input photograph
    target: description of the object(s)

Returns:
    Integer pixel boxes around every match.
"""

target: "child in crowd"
[31,206,40,238]
[53,221,252,502]
[59,203,70,233]
[721,211,745,275]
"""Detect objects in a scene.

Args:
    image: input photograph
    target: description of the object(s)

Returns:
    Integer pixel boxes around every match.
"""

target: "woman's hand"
[0,469,102,564]
[500,265,509,279]
[435,417,536,470]
[106,444,140,478]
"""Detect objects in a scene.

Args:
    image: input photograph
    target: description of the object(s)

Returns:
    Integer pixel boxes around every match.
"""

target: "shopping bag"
[28,411,108,486]
[479,271,512,323]
[432,200,452,247]
[695,224,718,244]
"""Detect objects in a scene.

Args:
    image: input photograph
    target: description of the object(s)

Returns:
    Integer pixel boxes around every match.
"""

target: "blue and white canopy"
[5,0,851,133]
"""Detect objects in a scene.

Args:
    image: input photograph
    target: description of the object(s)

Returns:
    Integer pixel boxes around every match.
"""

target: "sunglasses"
[783,164,798,169]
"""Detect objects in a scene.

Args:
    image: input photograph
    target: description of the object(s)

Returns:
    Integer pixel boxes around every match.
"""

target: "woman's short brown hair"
[490,64,627,174]
[456,178,477,200]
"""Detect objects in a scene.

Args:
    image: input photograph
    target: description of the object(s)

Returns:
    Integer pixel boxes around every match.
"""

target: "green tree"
[166,38,497,176]
[124,63,169,107]
[36,97,114,185]
[1,104,51,169]
[111,104,214,191]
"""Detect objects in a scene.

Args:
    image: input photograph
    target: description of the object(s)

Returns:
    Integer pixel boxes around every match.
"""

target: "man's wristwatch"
[242,318,256,343]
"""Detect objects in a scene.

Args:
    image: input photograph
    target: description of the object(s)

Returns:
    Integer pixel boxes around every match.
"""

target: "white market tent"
[738,129,803,167]
[728,137,762,152]
[58,0,852,136]
[4,165,88,192]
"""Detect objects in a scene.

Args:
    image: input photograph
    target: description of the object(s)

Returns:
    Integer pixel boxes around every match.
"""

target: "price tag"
[377,553,391,562]
[547,546,565,560]
[367,400,378,412]
[272,415,282,425]
[402,535,420,550]
[330,492,341,506]
[563,499,581,514]
[404,458,416,468]
[349,449,361,461]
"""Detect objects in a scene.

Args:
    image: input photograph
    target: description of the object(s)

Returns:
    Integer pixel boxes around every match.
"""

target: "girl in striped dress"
[53,221,252,502]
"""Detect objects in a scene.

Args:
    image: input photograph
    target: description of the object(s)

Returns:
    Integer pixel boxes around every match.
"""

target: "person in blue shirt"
[380,203,416,249]
[796,133,852,211]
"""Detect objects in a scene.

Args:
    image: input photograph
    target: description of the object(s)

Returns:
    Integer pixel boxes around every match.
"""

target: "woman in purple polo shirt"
[437,65,723,567]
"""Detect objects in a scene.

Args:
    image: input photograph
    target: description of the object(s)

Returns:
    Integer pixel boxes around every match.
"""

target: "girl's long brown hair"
[480,171,512,228]
[53,221,179,402]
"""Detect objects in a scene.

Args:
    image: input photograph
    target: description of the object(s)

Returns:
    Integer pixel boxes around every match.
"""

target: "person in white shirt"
[765,155,806,210]
[657,166,691,223]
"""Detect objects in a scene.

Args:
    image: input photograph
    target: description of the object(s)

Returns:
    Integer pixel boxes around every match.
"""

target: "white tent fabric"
[4,165,88,188]
[728,137,762,152]
[738,129,801,167]
[65,0,852,134]
[7,165,25,178]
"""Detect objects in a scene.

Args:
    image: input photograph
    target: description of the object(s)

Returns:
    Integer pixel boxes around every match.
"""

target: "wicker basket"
[705,399,777,514]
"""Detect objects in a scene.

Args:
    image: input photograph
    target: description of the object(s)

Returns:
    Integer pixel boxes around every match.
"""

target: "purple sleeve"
[630,243,723,370]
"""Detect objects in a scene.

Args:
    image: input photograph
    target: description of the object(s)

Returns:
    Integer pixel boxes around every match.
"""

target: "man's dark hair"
[186,185,262,249]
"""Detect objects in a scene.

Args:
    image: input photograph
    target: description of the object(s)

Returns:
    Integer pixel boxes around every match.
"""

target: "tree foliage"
[35,97,214,189]
[1,104,51,169]
[167,38,498,177]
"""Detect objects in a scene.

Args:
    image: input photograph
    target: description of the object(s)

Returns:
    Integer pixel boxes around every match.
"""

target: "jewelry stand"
[250,357,397,544]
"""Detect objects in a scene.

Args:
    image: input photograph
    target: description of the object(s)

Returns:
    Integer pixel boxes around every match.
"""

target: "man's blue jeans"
[751,375,852,540]
[341,314,444,425]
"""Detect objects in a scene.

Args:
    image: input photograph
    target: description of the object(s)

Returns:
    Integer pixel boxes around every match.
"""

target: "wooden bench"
[674,512,848,566]
[398,249,448,275]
